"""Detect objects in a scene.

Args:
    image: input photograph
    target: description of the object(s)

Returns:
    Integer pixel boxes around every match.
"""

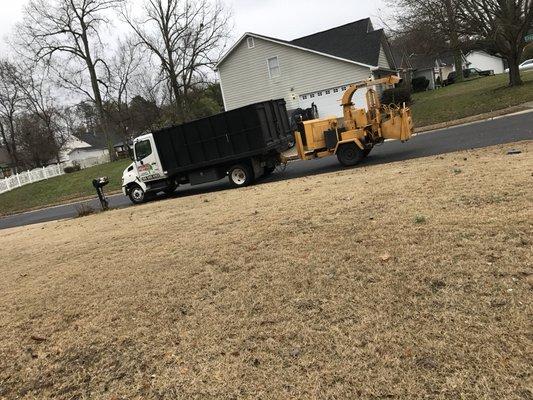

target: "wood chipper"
[288,75,413,166]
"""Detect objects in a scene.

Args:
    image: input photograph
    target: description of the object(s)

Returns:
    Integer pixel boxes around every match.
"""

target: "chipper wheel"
[228,163,254,188]
[336,142,365,166]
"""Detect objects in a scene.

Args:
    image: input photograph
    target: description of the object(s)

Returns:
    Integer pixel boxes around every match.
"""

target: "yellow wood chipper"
[287,75,414,166]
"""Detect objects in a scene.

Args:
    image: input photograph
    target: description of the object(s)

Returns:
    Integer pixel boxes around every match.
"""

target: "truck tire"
[337,142,365,166]
[228,163,254,188]
[128,184,146,204]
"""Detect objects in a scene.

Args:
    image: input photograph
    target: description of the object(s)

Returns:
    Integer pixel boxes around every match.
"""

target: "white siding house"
[466,50,505,74]
[217,19,396,118]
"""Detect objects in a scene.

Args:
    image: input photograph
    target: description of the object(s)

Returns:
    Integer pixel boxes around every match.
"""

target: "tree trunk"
[80,26,116,162]
[507,56,523,87]
[445,0,463,82]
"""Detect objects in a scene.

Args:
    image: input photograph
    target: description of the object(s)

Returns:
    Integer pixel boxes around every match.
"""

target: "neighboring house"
[60,132,111,167]
[392,48,468,90]
[67,147,109,164]
[465,50,505,74]
[216,18,397,118]
[113,141,132,159]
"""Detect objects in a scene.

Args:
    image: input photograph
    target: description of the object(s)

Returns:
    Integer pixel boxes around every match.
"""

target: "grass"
[0,159,131,216]
[0,141,531,399]
[412,70,533,127]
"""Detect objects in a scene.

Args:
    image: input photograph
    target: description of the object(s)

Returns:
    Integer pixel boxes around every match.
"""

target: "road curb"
[415,105,532,133]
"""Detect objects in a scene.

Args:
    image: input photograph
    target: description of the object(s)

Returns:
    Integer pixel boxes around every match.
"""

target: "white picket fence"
[0,164,64,194]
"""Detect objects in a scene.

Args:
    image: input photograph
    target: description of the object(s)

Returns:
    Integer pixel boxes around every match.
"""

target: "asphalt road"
[1,111,532,230]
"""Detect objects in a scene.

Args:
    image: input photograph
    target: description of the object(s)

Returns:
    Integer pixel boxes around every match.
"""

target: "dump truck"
[122,99,292,204]
[121,75,413,204]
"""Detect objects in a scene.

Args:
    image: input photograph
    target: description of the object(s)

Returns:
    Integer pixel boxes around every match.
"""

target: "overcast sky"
[0,0,388,55]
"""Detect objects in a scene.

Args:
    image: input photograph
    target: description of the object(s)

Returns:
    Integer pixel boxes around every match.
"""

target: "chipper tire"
[337,142,365,166]
[128,184,146,204]
[228,163,254,188]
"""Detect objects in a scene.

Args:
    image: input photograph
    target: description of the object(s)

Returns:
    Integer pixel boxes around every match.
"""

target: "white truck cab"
[122,133,172,204]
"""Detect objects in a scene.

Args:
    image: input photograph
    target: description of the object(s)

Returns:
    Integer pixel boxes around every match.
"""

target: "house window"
[325,90,331,94]
[310,93,315,98]
[302,95,307,100]
[333,88,339,93]
[341,86,347,91]
[267,56,280,78]
[247,37,254,49]
[318,92,323,96]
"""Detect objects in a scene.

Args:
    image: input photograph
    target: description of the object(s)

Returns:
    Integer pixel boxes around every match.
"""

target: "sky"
[0,0,388,56]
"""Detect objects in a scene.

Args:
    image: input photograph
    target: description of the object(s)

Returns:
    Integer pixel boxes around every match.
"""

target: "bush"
[412,77,430,92]
[64,163,81,174]
[381,87,412,106]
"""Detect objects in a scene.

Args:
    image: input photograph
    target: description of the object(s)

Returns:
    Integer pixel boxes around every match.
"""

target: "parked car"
[505,59,533,73]
[443,68,493,85]
[470,67,494,76]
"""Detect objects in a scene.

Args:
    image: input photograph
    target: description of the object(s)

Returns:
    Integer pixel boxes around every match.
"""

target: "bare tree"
[458,0,533,86]
[17,0,124,159]
[104,37,144,143]
[387,0,465,82]
[122,0,231,121]
[0,60,23,170]
[15,62,68,162]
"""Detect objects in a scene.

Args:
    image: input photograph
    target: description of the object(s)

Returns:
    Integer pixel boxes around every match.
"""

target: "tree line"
[0,0,229,171]
[387,0,532,86]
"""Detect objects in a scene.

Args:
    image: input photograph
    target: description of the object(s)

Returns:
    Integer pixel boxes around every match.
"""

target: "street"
[1,110,532,230]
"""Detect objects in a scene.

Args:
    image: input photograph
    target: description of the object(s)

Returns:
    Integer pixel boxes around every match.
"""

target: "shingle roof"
[217,18,394,69]
[290,18,391,67]
[74,132,122,150]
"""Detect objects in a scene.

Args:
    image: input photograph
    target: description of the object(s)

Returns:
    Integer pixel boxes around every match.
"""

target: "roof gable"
[290,18,386,67]
[217,18,390,70]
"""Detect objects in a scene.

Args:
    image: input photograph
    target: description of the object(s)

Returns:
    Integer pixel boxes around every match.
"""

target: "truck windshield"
[135,140,152,161]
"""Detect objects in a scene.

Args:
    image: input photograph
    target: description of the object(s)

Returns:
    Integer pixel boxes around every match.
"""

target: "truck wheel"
[128,184,146,204]
[337,142,365,166]
[228,164,254,188]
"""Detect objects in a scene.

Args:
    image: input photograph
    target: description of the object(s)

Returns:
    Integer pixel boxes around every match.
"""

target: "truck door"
[134,137,163,182]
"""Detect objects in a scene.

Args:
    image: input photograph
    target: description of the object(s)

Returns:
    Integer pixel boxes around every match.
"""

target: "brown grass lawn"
[0,141,532,399]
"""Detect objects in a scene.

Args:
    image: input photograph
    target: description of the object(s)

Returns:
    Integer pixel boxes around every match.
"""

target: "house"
[60,132,110,167]
[216,18,397,118]
[465,50,505,74]
[113,141,132,159]
[392,48,469,89]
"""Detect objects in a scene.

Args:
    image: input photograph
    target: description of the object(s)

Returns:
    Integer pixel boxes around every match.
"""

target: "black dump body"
[152,99,291,176]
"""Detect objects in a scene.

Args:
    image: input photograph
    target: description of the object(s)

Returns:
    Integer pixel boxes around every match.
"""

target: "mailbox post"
[92,176,110,211]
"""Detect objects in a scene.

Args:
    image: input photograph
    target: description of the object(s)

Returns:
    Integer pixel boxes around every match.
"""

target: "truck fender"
[125,179,148,194]
[333,138,365,154]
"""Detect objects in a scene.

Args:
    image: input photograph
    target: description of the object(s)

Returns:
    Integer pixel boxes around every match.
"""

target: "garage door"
[298,84,368,118]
